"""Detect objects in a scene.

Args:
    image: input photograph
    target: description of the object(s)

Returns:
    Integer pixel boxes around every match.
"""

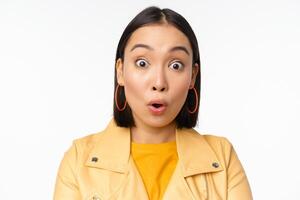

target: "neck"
[130,117,176,144]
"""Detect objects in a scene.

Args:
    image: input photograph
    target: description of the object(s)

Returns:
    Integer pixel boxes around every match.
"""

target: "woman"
[54,6,253,200]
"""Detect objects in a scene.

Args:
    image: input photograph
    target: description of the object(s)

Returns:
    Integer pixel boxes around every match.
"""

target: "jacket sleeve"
[53,141,81,200]
[224,138,253,200]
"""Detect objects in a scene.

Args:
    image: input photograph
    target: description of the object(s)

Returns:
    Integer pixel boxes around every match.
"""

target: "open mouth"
[148,102,167,115]
[152,103,163,108]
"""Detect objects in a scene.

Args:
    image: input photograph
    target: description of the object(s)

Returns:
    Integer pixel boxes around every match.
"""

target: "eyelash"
[135,58,185,70]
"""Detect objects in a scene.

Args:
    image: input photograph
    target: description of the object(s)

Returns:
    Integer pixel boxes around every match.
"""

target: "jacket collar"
[85,118,223,177]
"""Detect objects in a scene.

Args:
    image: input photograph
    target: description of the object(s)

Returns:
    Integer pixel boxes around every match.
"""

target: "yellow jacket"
[54,118,253,200]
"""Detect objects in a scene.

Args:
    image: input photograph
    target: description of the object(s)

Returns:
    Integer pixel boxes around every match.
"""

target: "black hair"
[113,6,201,129]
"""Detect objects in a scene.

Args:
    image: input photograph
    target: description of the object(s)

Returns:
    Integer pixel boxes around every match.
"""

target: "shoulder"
[190,130,237,164]
[58,129,106,167]
[202,133,234,151]
[199,132,244,169]
[69,130,105,155]
[73,131,102,147]
[189,128,234,151]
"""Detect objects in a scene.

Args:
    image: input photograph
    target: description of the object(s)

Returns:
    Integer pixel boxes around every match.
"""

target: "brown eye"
[135,58,148,68]
[170,61,184,70]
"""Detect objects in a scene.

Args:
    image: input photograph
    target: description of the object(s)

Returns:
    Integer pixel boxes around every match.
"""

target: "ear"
[189,63,199,89]
[115,58,125,86]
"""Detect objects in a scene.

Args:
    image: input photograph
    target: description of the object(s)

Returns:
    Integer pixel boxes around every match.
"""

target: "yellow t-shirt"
[130,140,178,200]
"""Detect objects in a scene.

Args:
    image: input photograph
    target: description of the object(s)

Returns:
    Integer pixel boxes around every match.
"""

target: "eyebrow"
[130,43,190,56]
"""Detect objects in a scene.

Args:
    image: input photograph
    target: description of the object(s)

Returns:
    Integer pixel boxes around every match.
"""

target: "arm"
[224,138,253,200]
[53,141,81,200]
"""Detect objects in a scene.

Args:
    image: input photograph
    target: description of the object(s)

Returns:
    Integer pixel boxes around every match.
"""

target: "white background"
[0,0,299,199]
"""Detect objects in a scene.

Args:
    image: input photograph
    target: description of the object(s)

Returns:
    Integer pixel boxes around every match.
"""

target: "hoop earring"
[115,84,127,111]
[187,87,198,114]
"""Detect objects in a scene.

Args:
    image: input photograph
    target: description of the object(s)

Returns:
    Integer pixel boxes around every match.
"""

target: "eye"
[135,58,149,68]
[170,61,184,71]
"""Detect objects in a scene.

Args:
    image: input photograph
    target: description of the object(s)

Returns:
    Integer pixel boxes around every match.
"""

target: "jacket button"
[212,162,219,168]
[91,157,98,162]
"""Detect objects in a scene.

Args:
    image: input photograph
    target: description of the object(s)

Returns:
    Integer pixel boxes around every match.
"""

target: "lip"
[147,99,168,106]
[147,99,168,115]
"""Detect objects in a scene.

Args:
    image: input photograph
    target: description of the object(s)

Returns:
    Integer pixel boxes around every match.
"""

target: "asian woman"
[54,6,253,200]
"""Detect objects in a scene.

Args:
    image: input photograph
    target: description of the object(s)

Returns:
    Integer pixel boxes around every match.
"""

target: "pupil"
[140,61,145,67]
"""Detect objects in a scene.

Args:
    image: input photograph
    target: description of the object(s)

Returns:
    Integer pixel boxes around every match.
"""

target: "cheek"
[123,69,146,106]
[174,84,190,100]
[170,75,191,106]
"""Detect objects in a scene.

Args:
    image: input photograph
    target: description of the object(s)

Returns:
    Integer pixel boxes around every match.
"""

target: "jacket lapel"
[85,118,224,199]
[85,118,131,173]
[176,127,224,176]
[162,127,224,200]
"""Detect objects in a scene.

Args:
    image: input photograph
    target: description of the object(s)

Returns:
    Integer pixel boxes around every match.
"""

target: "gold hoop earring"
[115,84,127,111]
[187,87,198,114]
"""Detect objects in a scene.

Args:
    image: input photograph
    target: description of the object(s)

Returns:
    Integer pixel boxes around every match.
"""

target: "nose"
[152,67,167,92]
[152,85,166,91]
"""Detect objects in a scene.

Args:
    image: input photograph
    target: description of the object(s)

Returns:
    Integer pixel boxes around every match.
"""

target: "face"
[116,23,199,128]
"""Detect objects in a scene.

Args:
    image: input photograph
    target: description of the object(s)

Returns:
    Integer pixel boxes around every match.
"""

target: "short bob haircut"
[113,6,201,129]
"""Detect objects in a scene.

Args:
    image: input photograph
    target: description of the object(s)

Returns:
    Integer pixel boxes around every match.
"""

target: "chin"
[144,116,174,128]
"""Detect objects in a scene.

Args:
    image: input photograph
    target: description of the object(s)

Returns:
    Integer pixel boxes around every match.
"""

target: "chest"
[77,156,226,200]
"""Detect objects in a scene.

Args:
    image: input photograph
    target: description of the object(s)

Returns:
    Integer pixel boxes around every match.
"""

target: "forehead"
[125,24,192,54]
